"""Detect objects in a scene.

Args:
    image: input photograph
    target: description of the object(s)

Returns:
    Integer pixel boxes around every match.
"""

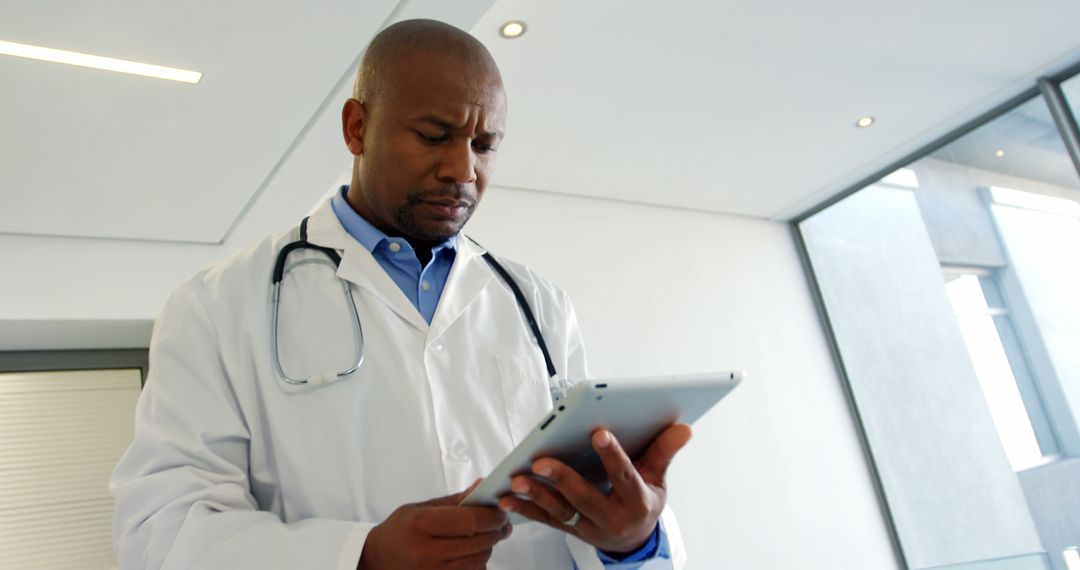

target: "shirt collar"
[330,185,457,255]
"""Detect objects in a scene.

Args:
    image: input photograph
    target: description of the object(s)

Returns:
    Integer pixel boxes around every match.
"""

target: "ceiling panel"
[4,0,1080,243]
[0,0,398,242]
[471,0,1080,219]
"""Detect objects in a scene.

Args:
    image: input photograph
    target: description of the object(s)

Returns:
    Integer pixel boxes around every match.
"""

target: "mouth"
[421,198,473,219]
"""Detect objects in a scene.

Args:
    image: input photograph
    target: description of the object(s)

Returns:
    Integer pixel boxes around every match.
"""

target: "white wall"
[0,185,898,568]
[469,187,898,569]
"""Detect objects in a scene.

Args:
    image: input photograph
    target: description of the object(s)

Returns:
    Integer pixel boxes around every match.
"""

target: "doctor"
[111,19,691,570]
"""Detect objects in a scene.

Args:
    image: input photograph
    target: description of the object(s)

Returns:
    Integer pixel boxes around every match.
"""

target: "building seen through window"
[799,75,1080,570]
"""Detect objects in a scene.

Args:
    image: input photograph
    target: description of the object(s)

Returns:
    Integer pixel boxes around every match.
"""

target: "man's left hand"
[497,423,692,555]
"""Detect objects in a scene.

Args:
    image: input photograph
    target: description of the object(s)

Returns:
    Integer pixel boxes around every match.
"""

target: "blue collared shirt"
[331,185,668,566]
[594,522,666,568]
[331,186,455,324]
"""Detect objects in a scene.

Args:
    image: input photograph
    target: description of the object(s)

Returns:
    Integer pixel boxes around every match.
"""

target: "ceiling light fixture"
[500,21,527,39]
[0,39,202,84]
[995,149,1006,158]
[856,116,875,128]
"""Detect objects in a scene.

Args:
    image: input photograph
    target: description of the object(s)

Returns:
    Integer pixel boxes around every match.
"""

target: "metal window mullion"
[1037,78,1080,180]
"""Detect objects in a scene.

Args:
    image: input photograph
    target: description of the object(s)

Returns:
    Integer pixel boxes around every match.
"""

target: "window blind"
[0,368,141,570]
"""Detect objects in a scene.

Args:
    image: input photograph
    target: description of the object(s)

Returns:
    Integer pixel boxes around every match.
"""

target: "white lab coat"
[111,199,685,569]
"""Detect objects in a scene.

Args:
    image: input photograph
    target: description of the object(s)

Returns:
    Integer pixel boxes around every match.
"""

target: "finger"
[446,548,495,570]
[634,423,693,485]
[507,474,579,527]
[423,479,483,508]
[415,505,509,537]
[499,494,596,535]
[452,478,485,506]
[591,429,648,502]
[527,458,609,524]
[439,522,512,560]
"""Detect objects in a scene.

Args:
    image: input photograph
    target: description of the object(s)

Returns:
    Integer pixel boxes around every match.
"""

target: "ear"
[341,98,367,156]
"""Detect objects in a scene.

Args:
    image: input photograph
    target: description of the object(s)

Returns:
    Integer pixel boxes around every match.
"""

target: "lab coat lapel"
[428,236,493,341]
[304,199,428,333]
[336,249,429,333]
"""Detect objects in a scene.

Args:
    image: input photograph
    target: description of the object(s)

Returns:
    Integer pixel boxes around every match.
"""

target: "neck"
[344,181,443,266]
[410,242,434,266]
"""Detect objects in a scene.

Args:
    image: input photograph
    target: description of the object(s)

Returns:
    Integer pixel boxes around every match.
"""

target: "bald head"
[340,18,507,248]
[354,19,503,108]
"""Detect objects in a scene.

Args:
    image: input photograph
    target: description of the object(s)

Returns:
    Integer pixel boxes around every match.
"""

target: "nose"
[436,140,478,185]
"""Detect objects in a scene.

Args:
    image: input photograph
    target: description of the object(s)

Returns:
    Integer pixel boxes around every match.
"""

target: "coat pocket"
[495,355,553,446]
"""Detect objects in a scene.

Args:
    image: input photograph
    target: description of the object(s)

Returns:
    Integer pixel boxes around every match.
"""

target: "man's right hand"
[357,482,513,570]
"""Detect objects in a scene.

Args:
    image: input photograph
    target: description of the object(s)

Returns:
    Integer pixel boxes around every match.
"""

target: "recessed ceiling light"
[995,149,1006,158]
[855,116,875,128]
[500,21,527,39]
[0,39,202,84]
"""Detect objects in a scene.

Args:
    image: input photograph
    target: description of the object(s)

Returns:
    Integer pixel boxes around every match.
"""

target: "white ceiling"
[0,0,399,243]
[2,0,1080,244]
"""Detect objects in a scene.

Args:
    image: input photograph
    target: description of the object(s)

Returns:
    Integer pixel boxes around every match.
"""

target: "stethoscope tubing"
[270,216,556,389]
[271,275,365,385]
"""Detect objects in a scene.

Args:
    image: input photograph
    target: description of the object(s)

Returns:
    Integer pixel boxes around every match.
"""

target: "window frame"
[791,62,1080,570]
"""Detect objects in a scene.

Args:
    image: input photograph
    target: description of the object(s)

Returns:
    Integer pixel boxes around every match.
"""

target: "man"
[112,19,690,569]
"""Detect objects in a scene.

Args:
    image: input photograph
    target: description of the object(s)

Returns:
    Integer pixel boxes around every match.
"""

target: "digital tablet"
[461,371,743,521]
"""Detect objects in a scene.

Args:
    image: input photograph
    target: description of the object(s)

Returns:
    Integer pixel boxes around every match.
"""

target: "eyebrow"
[419,115,503,140]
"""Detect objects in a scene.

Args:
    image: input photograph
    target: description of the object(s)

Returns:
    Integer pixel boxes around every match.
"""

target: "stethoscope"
[270,217,565,399]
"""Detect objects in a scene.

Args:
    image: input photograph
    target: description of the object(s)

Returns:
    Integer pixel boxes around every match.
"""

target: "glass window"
[928,97,1079,195]
[943,270,1046,470]
[798,90,1080,568]
[1065,547,1080,570]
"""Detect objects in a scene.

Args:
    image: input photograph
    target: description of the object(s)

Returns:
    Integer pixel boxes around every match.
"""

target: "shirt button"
[421,280,431,291]
[432,343,444,352]
[450,442,470,462]
[388,242,401,253]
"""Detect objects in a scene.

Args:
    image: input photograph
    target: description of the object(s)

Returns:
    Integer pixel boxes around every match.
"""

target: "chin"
[409,224,462,243]
[397,207,471,243]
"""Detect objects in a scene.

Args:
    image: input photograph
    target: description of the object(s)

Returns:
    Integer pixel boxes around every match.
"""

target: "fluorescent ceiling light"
[855,116,875,128]
[0,39,202,84]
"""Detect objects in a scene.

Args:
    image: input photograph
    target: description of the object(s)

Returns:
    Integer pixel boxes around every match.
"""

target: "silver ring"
[561,511,581,527]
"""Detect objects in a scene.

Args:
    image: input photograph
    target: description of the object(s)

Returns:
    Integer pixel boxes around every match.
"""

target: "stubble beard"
[395,191,478,243]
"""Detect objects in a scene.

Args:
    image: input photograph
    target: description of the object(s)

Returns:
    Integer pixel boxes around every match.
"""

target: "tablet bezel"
[461,371,742,521]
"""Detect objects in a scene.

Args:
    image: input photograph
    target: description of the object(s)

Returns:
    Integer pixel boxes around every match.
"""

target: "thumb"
[636,423,693,486]
[419,478,484,507]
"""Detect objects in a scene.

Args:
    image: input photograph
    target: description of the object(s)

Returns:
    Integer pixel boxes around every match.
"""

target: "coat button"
[450,442,470,462]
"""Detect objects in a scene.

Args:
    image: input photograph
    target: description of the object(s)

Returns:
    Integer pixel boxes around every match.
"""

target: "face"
[342,51,507,245]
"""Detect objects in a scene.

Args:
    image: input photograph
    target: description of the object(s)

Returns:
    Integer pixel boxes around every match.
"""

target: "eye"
[472,141,497,154]
[415,130,448,145]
